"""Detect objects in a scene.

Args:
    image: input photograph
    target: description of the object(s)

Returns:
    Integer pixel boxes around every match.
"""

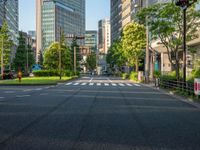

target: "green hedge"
[129,71,138,82]
[122,73,129,79]
[33,70,76,77]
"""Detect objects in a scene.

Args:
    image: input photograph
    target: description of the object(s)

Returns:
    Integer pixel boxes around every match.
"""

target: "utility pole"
[65,34,84,76]
[59,27,62,80]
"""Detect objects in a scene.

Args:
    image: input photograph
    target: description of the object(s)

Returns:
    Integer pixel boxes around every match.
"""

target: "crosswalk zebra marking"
[66,82,72,85]
[97,83,101,86]
[134,84,141,87]
[119,83,125,86]
[89,83,94,86]
[73,83,80,85]
[81,83,87,86]
[126,83,133,86]
[111,83,117,86]
[104,83,109,86]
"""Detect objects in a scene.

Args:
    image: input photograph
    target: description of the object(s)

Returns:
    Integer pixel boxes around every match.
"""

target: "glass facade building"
[85,30,97,53]
[0,0,18,45]
[37,0,85,56]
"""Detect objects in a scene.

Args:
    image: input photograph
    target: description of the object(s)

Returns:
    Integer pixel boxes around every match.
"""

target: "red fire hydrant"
[18,71,22,82]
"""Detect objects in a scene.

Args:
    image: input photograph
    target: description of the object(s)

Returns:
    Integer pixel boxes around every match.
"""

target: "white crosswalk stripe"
[104,83,109,86]
[66,82,72,85]
[89,83,94,86]
[126,83,133,86]
[81,83,87,86]
[73,83,80,85]
[119,83,125,86]
[112,83,117,86]
[134,84,141,87]
[97,83,101,86]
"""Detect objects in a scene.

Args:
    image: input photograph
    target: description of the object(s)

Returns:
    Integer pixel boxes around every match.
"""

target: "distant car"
[3,70,14,79]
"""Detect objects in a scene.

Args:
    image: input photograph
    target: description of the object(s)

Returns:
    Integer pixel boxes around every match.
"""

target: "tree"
[137,2,200,80]
[86,52,96,71]
[122,22,146,72]
[0,21,13,69]
[43,42,72,70]
[27,44,35,70]
[106,39,125,72]
[13,32,26,71]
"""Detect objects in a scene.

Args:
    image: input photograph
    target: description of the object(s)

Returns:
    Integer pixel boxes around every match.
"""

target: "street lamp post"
[175,0,197,82]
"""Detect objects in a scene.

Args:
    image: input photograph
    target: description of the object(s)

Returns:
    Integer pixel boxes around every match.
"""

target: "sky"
[19,0,110,32]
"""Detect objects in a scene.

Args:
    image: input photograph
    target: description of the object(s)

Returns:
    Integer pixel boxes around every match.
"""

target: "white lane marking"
[73,82,80,85]
[97,83,101,86]
[66,82,72,86]
[40,93,48,96]
[104,83,109,86]
[126,83,133,86]
[89,77,93,82]
[16,95,30,98]
[119,83,125,86]
[81,83,87,86]
[89,83,94,86]
[112,83,117,86]
[23,89,32,92]
[4,91,15,94]
[134,84,141,87]
[35,88,43,91]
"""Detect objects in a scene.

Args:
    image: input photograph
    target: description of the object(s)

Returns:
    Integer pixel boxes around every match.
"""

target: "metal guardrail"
[158,78,195,96]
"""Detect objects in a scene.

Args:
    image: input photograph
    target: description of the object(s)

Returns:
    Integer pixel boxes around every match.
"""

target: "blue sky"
[19,0,110,32]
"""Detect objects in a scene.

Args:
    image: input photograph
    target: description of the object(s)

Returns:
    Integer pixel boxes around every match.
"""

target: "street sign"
[194,78,200,95]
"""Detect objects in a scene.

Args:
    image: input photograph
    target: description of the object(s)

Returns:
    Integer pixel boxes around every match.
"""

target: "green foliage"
[86,52,96,71]
[122,73,129,79]
[153,71,161,78]
[129,71,138,82]
[44,42,72,70]
[0,21,13,67]
[122,22,146,72]
[136,2,200,80]
[33,70,75,77]
[13,33,35,72]
[13,32,26,71]
[106,39,125,70]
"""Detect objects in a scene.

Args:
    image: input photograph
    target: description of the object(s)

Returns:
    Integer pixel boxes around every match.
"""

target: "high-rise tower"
[36,0,85,63]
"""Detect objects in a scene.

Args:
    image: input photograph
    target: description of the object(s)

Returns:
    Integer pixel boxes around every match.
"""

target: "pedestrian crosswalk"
[65,82,141,87]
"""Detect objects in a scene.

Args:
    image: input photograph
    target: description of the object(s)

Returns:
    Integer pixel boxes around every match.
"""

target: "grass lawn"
[0,76,75,85]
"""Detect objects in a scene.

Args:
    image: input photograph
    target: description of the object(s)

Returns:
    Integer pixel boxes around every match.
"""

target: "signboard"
[194,78,200,95]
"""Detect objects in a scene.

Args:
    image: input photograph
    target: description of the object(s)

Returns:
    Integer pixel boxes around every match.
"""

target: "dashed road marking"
[73,83,80,85]
[16,95,31,98]
[4,91,15,94]
[35,88,43,91]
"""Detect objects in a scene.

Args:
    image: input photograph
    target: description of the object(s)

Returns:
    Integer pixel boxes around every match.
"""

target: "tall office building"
[85,30,98,53]
[98,19,111,54]
[36,0,85,62]
[0,0,18,45]
[111,0,133,43]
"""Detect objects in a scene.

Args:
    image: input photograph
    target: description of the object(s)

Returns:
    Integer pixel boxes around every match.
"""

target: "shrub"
[122,73,129,79]
[153,71,161,78]
[129,71,138,82]
[33,70,59,77]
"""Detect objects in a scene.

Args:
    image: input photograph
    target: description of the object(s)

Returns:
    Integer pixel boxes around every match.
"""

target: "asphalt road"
[0,76,200,150]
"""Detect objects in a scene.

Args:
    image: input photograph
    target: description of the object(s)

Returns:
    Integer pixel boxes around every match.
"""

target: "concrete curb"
[142,83,200,109]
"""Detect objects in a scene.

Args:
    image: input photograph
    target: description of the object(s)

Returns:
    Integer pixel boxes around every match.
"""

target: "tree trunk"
[175,61,180,81]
